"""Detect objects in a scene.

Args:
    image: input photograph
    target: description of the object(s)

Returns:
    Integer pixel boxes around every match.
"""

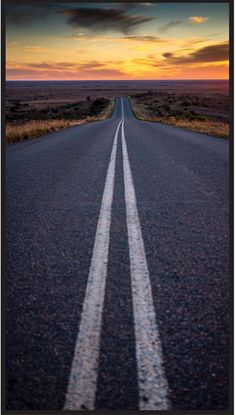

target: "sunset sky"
[6,1,229,80]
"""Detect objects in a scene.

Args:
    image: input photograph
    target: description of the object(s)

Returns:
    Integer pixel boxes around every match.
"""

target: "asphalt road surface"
[6,98,230,411]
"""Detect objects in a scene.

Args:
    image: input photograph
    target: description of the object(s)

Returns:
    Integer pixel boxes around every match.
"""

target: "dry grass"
[6,98,115,144]
[164,118,229,138]
[6,119,85,144]
[130,98,229,139]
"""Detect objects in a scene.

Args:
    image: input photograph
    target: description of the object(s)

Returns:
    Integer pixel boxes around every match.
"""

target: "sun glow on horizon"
[6,2,229,81]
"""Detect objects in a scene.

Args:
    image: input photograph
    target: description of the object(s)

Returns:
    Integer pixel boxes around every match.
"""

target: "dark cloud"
[11,60,122,72]
[120,3,154,11]
[120,3,140,11]
[162,52,173,58]
[159,20,183,32]
[123,35,162,42]
[7,0,80,5]
[163,43,229,64]
[23,62,76,69]
[7,0,153,6]
[60,7,154,34]
[6,1,154,32]
[23,61,97,70]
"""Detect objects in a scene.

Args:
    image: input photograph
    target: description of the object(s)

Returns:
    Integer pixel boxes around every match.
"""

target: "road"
[6,97,230,411]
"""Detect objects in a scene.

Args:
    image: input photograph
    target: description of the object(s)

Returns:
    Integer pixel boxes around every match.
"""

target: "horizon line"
[6,78,229,82]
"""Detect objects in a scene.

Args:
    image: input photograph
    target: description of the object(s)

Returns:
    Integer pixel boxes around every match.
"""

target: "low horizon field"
[6,80,229,142]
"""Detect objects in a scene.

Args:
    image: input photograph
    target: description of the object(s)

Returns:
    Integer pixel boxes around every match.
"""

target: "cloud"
[7,59,125,72]
[159,20,183,32]
[7,0,83,6]
[7,41,50,52]
[7,0,85,4]
[59,7,154,34]
[122,35,163,42]
[189,16,209,24]
[163,42,229,65]
[7,61,78,72]
[208,32,223,37]
[79,61,105,70]
[183,38,210,47]
[6,61,126,80]
[7,68,44,78]
[6,1,154,31]
[54,33,168,45]
[158,16,209,32]
[23,45,50,52]
[162,52,173,59]
[8,41,228,79]
[121,2,154,10]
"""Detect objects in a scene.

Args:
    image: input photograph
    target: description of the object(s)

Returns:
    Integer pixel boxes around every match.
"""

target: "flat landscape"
[6,80,229,142]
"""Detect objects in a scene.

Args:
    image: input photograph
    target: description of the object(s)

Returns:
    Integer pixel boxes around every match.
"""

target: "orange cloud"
[189,16,209,24]
[6,60,127,80]
[23,45,50,52]
[6,39,229,81]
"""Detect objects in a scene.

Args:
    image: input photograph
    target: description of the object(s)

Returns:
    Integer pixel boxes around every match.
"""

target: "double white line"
[64,99,170,411]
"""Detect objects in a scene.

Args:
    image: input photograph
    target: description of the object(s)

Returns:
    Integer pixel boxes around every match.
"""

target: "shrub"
[163,104,171,112]
[180,101,191,107]
[90,98,109,115]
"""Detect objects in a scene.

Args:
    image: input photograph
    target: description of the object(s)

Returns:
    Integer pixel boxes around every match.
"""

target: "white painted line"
[64,120,122,410]
[121,103,170,410]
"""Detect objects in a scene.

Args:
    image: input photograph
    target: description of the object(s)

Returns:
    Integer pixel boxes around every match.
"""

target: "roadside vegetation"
[129,91,229,139]
[6,97,114,144]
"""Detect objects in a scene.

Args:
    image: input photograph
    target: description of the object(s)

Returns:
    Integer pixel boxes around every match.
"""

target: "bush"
[180,101,191,107]
[90,98,109,115]
[169,109,185,118]
[163,104,171,112]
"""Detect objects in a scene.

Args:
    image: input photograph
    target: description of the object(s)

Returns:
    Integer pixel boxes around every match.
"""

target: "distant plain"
[6,80,229,142]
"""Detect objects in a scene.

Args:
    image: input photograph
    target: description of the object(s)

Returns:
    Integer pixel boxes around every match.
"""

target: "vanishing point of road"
[6,98,230,410]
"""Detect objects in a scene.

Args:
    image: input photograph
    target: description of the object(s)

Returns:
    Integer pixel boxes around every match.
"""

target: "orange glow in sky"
[6,2,229,80]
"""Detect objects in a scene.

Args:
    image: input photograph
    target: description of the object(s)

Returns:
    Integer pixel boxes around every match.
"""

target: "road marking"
[64,120,122,410]
[121,100,170,410]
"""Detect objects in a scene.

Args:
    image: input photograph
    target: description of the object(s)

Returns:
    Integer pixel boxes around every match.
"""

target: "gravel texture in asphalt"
[6,98,230,410]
